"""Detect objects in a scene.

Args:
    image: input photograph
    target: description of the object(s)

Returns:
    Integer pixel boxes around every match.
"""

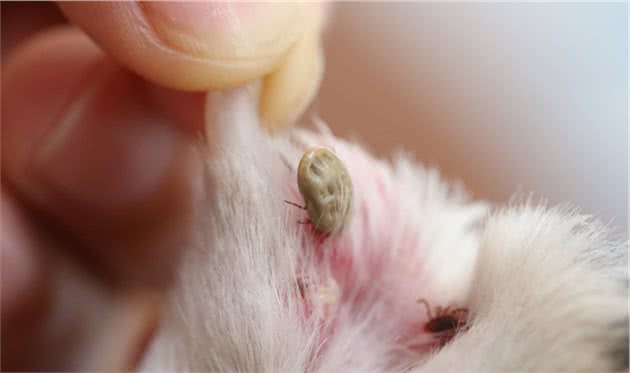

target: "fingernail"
[140,2,304,59]
[35,65,185,214]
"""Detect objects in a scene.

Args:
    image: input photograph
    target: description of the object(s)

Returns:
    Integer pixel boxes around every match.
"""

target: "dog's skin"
[140,90,628,372]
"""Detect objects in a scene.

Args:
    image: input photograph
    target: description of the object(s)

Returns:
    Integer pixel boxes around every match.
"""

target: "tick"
[417,298,469,344]
[293,147,353,234]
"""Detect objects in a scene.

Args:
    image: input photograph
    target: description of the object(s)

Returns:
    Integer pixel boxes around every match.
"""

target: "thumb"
[58,1,329,130]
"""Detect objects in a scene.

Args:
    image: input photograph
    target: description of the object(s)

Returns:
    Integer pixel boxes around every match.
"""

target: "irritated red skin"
[282,136,474,366]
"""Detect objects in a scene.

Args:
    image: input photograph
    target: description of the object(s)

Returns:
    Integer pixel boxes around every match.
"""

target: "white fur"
[414,204,628,372]
[140,90,628,372]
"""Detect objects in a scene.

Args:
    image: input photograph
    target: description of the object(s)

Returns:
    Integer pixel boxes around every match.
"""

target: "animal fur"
[139,89,628,372]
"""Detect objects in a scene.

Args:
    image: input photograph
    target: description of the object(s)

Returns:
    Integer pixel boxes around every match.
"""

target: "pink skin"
[283,135,468,364]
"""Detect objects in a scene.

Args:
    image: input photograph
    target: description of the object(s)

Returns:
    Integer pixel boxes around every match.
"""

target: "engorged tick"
[292,147,353,234]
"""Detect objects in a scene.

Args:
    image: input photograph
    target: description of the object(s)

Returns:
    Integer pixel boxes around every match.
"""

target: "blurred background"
[312,2,628,234]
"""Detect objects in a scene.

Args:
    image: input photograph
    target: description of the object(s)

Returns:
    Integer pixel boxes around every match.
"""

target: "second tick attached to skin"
[417,298,470,347]
[287,147,353,235]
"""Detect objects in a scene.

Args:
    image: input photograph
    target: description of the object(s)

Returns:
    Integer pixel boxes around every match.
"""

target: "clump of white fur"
[140,90,628,372]
[415,204,628,372]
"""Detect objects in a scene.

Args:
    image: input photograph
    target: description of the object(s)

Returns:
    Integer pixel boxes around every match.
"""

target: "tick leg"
[451,308,470,327]
[313,232,331,245]
[441,306,448,316]
[451,308,468,318]
[295,217,331,243]
[417,298,433,320]
[284,200,307,210]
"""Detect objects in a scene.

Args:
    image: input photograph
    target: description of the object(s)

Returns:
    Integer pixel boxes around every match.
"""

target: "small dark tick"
[417,298,470,345]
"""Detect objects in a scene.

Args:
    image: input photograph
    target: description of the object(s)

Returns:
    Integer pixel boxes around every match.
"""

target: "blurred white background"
[312,3,628,234]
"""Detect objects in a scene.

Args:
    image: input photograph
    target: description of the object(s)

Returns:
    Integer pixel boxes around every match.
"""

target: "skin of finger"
[145,84,206,135]
[0,196,160,371]
[0,2,66,60]
[2,27,104,205]
[0,191,46,320]
[259,19,325,131]
[0,3,207,136]
[1,26,203,288]
[57,1,311,91]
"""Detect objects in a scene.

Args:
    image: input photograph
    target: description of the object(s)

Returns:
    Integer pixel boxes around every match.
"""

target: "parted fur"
[140,90,628,373]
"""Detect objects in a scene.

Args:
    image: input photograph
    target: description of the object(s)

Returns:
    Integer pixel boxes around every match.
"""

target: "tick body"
[296,147,353,234]
[418,298,469,344]
[424,313,464,333]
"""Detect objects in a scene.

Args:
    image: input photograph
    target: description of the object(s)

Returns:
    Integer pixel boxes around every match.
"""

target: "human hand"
[1,2,328,370]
